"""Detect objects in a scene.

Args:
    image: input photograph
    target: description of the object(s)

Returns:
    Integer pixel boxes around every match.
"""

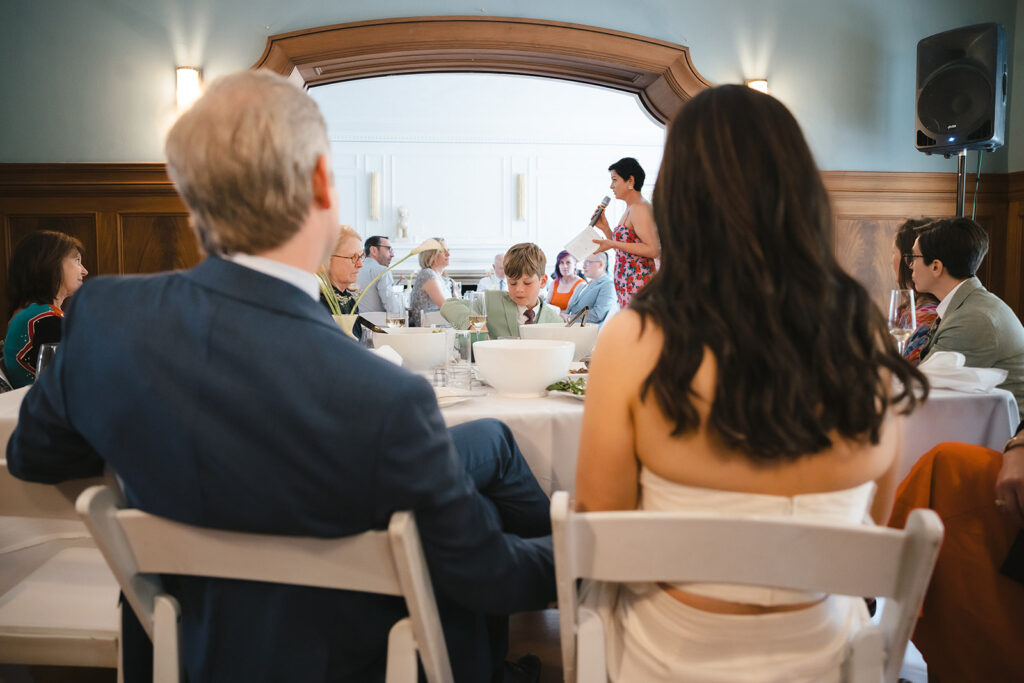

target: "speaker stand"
[955,149,967,217]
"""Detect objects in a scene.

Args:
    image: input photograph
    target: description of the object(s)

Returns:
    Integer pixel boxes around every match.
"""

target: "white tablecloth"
[897,387,1019,480]
[443,386,1019,495]
[0,383,1017,495]
[0,387,29,452]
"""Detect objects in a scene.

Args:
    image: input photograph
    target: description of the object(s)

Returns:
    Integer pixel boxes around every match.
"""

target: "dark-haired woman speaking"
[592,157,659,308]
[4,230,87,387]
[575,86,927,681]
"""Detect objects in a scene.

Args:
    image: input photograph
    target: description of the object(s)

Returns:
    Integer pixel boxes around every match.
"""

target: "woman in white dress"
[575,84,928,682]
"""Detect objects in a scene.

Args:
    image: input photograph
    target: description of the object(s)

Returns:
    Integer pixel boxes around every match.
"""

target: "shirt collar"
[516,300,541,322]
[936,279,968,319]
[225,253,320,301]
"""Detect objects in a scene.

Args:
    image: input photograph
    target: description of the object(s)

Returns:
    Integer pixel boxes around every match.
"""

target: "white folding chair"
[550,490,944,683]
[0,462,119,669]
[77,485,453,683]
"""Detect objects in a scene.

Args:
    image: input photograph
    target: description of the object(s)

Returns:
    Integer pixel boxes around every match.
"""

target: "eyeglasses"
[902,253,926,268]
[331,253,364,264]
[375,245,394,253]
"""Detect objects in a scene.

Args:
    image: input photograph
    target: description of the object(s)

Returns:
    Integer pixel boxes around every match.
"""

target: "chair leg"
[386,618,419,683]
[576,607,607,682]
[152,595,183,683]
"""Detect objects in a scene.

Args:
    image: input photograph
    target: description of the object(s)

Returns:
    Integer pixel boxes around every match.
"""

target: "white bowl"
[518,322,601,362]
[473,339,574,398]
[372,328,447,372]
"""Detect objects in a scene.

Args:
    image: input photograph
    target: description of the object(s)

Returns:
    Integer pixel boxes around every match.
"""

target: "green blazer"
[441,290,562,339]
[923,276,1024,418]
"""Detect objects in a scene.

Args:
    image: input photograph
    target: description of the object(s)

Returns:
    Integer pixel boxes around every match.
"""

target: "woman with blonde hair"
[409,237,452,327]
[576,85,927,681]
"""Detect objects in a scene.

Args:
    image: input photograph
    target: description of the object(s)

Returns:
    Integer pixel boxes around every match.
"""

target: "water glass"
[385,290,407,328]
[35,343,58,376]
[888,289,916,355]
[452,280,462,299]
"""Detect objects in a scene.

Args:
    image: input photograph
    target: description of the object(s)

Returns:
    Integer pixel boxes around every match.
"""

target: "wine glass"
[466,291,487,331]
[888,289,916,355]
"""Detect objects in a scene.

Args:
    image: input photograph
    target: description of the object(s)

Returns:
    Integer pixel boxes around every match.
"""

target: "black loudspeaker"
[915,23,1007,155]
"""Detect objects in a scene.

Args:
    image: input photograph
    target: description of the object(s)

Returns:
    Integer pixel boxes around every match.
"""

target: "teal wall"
[1,0,1020,171]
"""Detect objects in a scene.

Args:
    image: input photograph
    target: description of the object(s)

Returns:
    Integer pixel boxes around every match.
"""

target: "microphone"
[588,196,611,227]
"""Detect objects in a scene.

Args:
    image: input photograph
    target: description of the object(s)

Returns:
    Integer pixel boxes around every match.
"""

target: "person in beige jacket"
[912,217,1024,418]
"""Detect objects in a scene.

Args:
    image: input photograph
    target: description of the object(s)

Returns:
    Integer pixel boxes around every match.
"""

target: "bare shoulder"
[591,310,662,376]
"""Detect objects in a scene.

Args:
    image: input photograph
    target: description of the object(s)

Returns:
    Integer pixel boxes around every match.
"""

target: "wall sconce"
[369,172,381,221]
[516,173,526,220]
[176,67,202,110]
[745,79,769,94]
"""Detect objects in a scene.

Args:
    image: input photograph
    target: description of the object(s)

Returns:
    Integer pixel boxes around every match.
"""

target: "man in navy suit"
[6,70,553,682]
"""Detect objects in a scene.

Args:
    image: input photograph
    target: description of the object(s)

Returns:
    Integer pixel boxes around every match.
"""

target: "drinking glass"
[35,343,58,376]
[385,291,407,328]
[466,291,487,331]
[451,279,462,299]
[888,289,916,355]
[447,330,474,390]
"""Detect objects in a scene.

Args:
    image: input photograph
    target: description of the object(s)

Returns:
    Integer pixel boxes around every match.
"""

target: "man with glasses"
[563,251,618,325]
[910,216,1024,418]
[354,235,395,312]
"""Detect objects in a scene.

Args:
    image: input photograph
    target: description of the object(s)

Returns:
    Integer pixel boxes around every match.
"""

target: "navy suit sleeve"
[7,296,104,482]
[369,379,554,614]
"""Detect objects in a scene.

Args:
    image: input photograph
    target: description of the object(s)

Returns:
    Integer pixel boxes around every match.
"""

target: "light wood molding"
[252,16,713,124]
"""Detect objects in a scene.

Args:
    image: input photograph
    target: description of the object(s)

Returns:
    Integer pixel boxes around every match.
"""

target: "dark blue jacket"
[7,256,554,682]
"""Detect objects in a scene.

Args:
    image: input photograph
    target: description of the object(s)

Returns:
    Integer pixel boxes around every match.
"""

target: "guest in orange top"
[547,250,586,311]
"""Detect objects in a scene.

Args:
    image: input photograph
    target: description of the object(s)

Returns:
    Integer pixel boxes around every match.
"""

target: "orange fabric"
[888,443,1024,682]
[549,279,583,311]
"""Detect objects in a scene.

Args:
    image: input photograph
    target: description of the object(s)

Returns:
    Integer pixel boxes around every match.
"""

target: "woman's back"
[578,310,900,520]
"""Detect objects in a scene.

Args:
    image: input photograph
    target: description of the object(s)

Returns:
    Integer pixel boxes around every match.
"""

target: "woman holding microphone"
[592,157,659,308]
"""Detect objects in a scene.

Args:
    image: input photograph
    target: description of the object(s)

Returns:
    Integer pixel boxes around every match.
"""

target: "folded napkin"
[372,345,404,367]
[919,351,1007,393]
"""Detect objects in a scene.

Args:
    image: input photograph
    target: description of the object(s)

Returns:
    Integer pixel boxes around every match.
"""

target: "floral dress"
[902,298,939,365]
[613,222,656,309]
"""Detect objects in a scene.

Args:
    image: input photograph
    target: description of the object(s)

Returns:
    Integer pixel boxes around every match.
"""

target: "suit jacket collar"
[942,276,983,319]
[183,256,338,330]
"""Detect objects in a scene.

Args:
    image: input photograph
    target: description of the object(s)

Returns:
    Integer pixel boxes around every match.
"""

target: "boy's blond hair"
[502,242,547,279]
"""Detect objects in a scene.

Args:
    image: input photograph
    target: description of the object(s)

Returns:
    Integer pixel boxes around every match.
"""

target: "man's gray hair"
[164,70,330,255]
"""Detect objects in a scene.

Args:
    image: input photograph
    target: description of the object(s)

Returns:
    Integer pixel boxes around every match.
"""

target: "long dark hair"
[895,217,937,291]
[7,230,84,317]
[631,85,926,463]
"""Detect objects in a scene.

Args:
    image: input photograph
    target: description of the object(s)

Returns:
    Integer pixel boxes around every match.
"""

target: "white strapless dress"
[599,468,875,683]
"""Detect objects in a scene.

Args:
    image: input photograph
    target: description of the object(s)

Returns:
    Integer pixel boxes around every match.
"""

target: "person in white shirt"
[476,252,506,291]
[353,235,394,312]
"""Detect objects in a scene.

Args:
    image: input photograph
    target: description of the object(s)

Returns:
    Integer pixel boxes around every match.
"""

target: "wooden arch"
[253,16,712,124]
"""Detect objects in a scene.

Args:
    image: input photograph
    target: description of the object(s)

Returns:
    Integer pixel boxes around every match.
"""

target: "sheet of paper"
[563,226,603,263]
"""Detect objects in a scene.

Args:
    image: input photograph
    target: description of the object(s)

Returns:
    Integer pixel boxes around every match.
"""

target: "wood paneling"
[0,164,189,336]
[120,214,200,274]
[253,16,713,125]
[1,164,1021,330]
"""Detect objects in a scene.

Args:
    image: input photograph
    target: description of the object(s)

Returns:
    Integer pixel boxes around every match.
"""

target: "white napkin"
[372,345,404,367]
[918,351,1007,393]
